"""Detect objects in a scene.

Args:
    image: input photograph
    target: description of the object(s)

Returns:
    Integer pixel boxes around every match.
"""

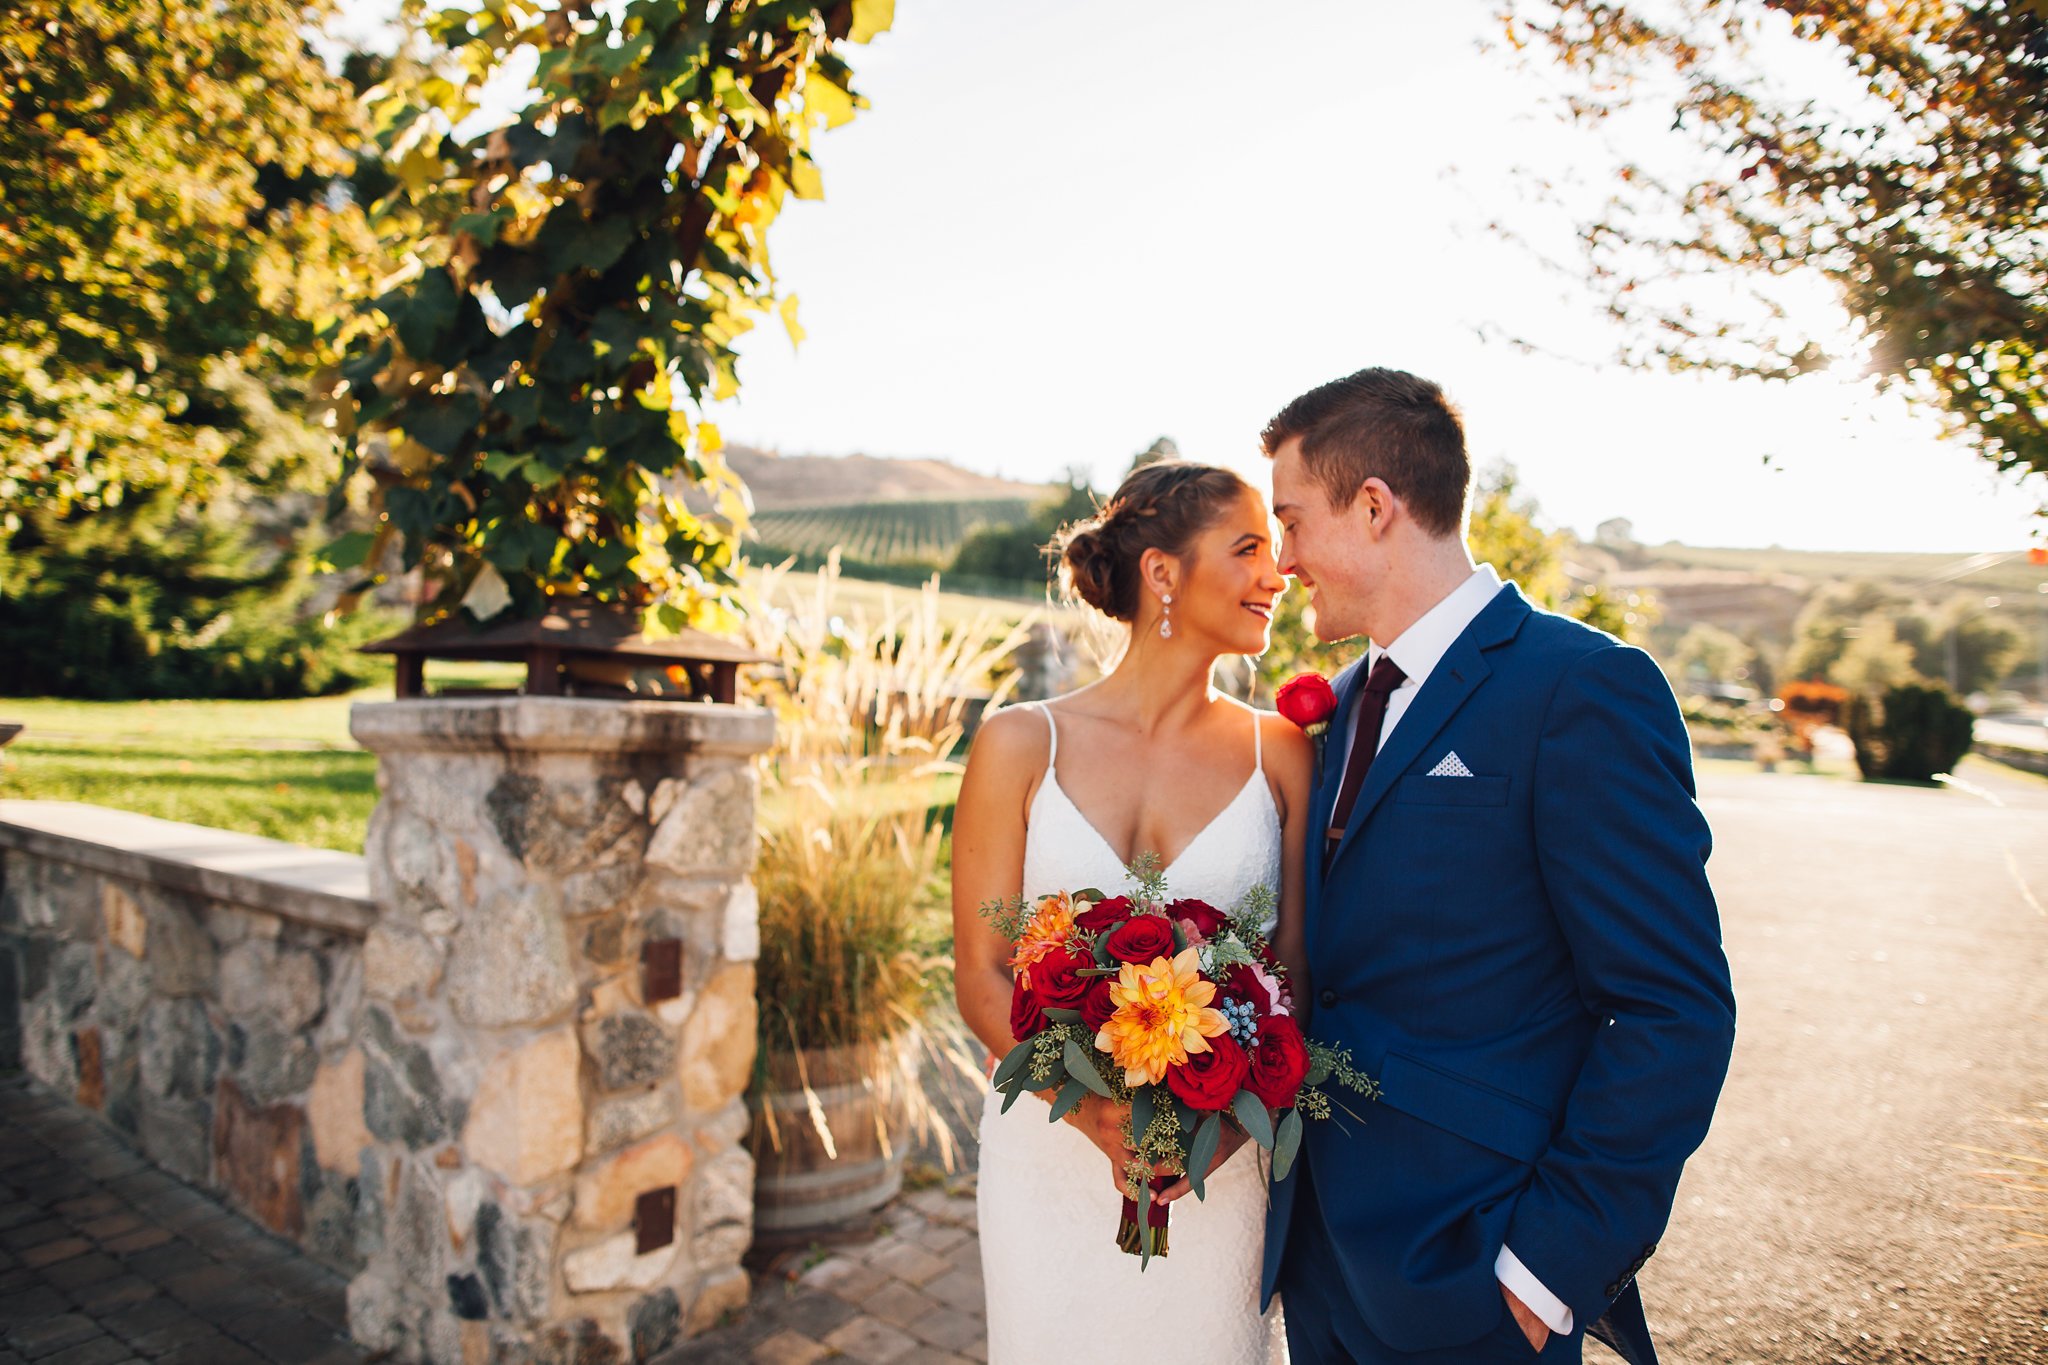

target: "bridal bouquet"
[982,856,1376,1265]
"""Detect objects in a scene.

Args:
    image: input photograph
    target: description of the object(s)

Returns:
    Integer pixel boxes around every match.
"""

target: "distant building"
[1595,517,1636,549]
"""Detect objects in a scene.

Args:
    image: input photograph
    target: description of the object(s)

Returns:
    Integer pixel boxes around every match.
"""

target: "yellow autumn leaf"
[850,0,894,43]
[697,421,724,453]
[779,294,806,348]
[787,157,825,201]
[806,75,856,130]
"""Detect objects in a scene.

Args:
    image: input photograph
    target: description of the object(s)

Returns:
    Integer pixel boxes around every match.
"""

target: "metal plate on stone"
[634,1185,677,1254]
[642,938,682,1003]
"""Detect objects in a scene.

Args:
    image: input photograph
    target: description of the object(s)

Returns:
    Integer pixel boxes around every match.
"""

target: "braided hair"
[1051,461,1254,622]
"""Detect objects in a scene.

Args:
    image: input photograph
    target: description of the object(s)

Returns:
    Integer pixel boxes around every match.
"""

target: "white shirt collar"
[1368,564,1504,689]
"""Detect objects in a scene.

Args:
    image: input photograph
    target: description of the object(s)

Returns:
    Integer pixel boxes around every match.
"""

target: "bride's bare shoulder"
[967,702,1053,774]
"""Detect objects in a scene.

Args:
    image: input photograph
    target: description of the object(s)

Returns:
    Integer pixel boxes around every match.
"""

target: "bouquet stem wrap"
[1116,1173,1176,1259]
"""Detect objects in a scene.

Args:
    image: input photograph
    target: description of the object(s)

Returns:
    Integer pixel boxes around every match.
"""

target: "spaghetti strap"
[1038,702,1058,769]
[1252,710,1264,776]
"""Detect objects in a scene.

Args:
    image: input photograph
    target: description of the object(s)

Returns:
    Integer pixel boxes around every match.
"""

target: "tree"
[1833,615,1922,695]
[1129,436,1180,475]
[1928,594,2024,693]
[327,0,892,630]
[1497,1,2048,492]
[949,477,1098,586]
[1671,622,1757,690]
[0,0,391,697]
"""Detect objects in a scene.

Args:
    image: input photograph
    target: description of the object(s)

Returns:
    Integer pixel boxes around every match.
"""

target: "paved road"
[1647,760,2048,1363]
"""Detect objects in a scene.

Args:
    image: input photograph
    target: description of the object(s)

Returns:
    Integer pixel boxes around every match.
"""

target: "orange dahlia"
[1093,947,1229,1087]
[1009,891,1080,988]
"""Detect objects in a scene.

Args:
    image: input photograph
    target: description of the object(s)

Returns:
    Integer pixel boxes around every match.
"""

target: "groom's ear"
[1356,477,1397,541]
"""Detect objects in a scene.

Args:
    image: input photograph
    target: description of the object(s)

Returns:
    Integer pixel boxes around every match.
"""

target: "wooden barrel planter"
[747,1030,921,1240]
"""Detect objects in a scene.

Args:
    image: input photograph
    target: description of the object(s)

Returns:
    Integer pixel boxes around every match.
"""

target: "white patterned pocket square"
[1426,751,1474,778]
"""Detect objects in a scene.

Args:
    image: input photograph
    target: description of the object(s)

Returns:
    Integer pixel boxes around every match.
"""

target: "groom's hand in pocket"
[1156,1125,1248,1204]
[1501,1285,1550,1354]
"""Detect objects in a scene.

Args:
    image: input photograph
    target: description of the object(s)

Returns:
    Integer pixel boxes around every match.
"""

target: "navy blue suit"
[1263,584,1736,1364]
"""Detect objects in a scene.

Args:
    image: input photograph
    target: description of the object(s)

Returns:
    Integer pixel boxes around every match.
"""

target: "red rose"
[1276,674,1337,729]
[1081,976,1117,1032]
[1244,1014,1310,1109]
[1074,896,1134,934]
[1167,898,1229,940]
[1031,945,1093,1010]
[1102,915,1177,965]
[1009,978,1046,1041]
[1166,1032,1250,1112]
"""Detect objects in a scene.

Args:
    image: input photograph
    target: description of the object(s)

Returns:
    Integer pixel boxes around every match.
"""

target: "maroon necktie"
[1325,654,1408,865]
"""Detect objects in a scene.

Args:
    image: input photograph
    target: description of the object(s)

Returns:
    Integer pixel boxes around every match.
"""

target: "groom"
[1259,368,1736,1364]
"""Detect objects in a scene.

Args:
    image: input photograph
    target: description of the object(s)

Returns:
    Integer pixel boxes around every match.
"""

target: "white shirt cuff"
[1495,1244,1574,1335]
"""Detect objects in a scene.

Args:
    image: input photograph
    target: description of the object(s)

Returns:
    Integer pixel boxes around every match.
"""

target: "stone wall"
[0,802,375,1272]
[344,697,774,1365]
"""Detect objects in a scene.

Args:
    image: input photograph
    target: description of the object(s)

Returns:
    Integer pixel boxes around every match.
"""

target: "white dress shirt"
[1336,563,1576,1337]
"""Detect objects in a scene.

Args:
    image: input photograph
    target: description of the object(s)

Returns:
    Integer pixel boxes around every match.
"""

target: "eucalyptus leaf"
[991,1038,1034,1090]
[1061,1040,1113,1099]
[1048,1078,1086,1123]
[1187,1112,1222,1201]
[1042,1007,1083,1026]
[1274,1107,1304,1182]
[1232,1090,1275,1149]
[1130,1088,1156,1146]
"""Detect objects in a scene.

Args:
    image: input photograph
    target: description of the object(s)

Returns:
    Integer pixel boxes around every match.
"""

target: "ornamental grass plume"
[741,553,1032,1166]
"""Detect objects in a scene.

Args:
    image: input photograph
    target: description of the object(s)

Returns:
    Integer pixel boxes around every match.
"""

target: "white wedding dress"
[978,702,1288,1364]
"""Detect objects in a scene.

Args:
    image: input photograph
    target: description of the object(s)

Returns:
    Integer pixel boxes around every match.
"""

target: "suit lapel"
[1306,654,1367,912]
[1324,584,1532,876]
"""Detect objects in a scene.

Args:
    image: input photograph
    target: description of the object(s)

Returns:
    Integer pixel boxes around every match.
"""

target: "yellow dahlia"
[1093,947,1229,1087]
[1009,891,1080,988]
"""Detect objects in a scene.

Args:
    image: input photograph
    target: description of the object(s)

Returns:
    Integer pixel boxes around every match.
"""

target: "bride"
[951,459,1314,1363]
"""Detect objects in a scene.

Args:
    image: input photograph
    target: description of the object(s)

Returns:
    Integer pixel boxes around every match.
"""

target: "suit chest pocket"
[1393,774,1509,807]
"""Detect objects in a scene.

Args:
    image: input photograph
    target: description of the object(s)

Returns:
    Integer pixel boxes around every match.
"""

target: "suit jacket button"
[1318,989,1336,1007]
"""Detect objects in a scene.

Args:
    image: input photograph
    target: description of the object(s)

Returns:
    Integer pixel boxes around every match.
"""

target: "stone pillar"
[345,697,773,1365]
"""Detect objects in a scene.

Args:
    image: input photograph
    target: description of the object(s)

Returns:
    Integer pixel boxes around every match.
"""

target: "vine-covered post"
[326,4,888,1360]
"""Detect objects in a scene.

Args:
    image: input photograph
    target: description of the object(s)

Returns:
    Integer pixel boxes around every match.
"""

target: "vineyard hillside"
[726,444,1050,509]
[750,497,1041,567]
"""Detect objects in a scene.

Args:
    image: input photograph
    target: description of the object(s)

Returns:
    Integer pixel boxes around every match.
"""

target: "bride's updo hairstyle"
[1053,461,1255,623]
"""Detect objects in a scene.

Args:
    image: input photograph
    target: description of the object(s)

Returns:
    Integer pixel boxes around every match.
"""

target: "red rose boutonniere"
[1276,673,1338,778]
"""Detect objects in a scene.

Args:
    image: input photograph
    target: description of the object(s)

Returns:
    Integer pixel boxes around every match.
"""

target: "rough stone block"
[445,886,578,1029]
[463,1027,584,1184]
[646,764,757,877]
[677,963,755,1113]
[628,1287,680,1362]
[584,1011,676,1093]
[138,1091,212,1183]
[561,1231,675,1292]
[363,923,444,1001]
[218,939,323,1032]
[236,1023,318,1105]
[477,1202,554,1321]
[721,883,760,963]
[572,1132,691,1231]
[101,883,147,959]
[138,997,218,1102]
[308,1048,373,1178]
[692,1146,753,1268]
[211,1078,305,1238]
[363,1006,457,1150]
[140,890,215,997]
[585,1087,676,1156]
[683,1265,750,1336]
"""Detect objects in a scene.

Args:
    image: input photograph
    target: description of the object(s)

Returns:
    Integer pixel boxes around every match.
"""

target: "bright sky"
[337,0,2046,553]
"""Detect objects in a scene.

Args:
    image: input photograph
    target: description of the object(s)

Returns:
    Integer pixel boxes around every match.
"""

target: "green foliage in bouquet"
[1847,681,1974,783]
[325,0,891,631]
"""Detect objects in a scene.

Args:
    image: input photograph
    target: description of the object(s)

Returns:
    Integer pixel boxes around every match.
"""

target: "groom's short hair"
[1260,367,1470,538]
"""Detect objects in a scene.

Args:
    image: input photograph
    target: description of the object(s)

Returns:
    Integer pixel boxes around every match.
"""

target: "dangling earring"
[1159,593,1174,640]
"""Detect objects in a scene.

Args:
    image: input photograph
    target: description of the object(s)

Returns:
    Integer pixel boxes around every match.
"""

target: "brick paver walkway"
[657,1181,987,1365]
[0,1075,363,1365]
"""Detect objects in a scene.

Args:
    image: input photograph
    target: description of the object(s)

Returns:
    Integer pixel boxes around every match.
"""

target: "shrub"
[1846,682,1974,782]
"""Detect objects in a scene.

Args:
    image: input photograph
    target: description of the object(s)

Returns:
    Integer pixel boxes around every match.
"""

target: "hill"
[725,444,1051,510]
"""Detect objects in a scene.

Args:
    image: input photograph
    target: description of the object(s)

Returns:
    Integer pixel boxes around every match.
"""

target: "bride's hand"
[1155,1123,1248,1204]
[1059,1093,1137,1193]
